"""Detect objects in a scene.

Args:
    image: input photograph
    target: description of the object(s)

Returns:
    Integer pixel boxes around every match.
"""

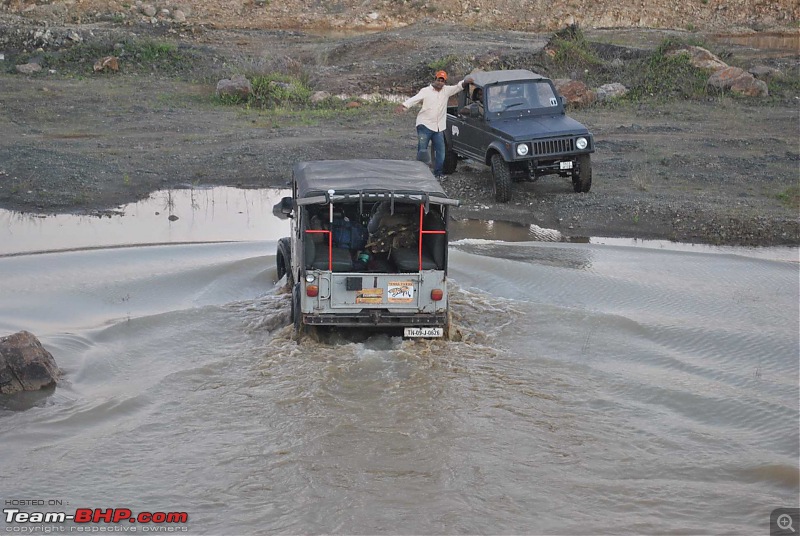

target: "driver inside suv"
[459,87,484,117]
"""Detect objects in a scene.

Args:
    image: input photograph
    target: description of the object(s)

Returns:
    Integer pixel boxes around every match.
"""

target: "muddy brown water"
[1,188,798,534]
[711,31,800,55]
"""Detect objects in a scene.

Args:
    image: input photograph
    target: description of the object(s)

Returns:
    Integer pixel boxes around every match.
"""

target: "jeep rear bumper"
[303,310,447,327]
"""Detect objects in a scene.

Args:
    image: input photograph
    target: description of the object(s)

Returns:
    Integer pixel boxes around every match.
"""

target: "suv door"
[451,88,489,161]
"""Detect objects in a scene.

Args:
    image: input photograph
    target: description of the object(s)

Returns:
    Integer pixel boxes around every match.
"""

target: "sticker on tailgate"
[387,281,414,303]
[355,288,383,304]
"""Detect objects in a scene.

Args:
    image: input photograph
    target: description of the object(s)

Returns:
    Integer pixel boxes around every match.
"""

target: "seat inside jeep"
[303,202,447,273]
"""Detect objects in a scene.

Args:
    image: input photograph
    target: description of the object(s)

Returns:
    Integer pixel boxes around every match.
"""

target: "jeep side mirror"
[273,196,294,219]
[559,96,566,106]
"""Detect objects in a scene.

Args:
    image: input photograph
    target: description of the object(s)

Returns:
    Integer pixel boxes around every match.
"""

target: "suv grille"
[532,137,574,156]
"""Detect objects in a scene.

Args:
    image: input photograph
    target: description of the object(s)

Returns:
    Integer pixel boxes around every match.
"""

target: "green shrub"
[545,25,602,70]
[38,38,196,75]
[777,185,800,210]
[249,74,313,108]
[428,55,459,72]
[767,72,800,102]
[625,38,710,100]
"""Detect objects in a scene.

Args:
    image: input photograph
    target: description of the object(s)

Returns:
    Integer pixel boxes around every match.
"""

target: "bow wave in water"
[0,192,798,534]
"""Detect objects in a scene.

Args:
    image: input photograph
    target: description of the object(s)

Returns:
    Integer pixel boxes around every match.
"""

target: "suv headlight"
[516,143,529,156]
[576,137,588,150]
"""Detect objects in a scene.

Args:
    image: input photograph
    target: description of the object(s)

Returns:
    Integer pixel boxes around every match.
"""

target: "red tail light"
[430,289,444,301]
[306,285,319,297]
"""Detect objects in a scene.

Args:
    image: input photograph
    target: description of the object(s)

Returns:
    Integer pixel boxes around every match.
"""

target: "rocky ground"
[0,5,797,247]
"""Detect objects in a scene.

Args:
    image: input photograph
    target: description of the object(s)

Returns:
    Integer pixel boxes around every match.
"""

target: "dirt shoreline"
[0,19,797,248]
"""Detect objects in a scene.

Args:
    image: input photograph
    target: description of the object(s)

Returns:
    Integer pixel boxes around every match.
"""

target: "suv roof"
[469,69,546,87]
[293,159,452,199]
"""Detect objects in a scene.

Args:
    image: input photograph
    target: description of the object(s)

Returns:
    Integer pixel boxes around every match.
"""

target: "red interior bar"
[418,205,446,271]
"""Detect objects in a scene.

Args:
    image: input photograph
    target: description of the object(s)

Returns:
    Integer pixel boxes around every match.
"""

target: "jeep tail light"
[306,284,319,297]
[431,289,444,301]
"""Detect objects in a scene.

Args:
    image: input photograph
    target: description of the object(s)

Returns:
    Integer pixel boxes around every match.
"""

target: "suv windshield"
[486,81,559,113]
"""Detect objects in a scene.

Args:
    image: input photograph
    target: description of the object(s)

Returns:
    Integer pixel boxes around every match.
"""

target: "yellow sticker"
[387,281,415,303]
[356,288,383,304]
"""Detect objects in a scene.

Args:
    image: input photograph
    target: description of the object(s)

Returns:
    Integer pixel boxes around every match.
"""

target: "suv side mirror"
[559,96,566,107]
[273,196,294,219]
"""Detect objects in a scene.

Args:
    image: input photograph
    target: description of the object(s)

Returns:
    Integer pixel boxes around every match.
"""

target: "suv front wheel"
[491,154,512,203]
[572,154,592,193]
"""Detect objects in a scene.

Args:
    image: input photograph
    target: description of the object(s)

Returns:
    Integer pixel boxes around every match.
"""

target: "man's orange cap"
[435,70,448,81]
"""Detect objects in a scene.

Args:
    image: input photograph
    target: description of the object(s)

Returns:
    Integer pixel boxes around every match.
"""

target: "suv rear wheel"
[491,154,512,203]
[442,145,458,175]
[572,154,592,193]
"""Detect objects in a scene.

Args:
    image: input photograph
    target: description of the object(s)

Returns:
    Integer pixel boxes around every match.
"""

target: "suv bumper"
[303,310,447,327]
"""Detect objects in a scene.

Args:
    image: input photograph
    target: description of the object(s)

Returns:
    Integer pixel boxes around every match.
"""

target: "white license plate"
[559,161,573,170]
[404,327,443,338]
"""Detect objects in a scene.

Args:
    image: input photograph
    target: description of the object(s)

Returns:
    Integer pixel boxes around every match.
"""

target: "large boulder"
[749,65,783,83]
[554,79,596,108]
[93,56,119,73]
[215,74,252,99]
[708,66,769,97]
[667,46,728,72]
[15,63,42,74]
[596,82,628,101]
[0,331,61,395]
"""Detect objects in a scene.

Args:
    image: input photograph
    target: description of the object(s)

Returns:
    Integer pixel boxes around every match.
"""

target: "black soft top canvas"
[470,69,545,87]
[293,159,450,199]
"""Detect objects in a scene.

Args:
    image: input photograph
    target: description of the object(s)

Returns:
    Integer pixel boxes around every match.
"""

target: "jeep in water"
[444,69,595,202]
[275,159,460,338]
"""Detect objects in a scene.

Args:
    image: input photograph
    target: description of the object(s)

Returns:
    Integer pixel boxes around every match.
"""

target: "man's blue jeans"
[416,124,445,177]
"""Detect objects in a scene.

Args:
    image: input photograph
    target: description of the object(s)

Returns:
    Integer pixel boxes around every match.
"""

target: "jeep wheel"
[572,154,592,193]
[277,237,293,287]
[442,147,458,175]
[491,154,512,203]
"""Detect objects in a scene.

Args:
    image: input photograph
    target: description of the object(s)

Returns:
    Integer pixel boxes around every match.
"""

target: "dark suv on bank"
[444,69,595,202]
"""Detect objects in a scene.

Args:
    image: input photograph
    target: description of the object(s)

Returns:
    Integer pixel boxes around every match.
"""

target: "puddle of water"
[0,187,290,256]
[1,187,796,262]
[711,32,799,54]
[449,218,562,242]
[450,218,799,262]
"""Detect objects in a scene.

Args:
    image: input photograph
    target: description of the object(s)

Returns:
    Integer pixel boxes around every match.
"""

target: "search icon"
[778,514,796,533]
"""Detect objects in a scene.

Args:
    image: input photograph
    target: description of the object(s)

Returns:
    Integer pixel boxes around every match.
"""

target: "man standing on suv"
[396,70,473,180]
